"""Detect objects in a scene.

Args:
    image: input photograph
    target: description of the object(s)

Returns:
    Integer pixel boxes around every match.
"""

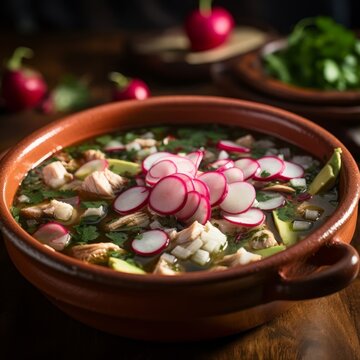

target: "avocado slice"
[108,257,145,275]
[308,148,342,195]
[107,159,141,176]
[272,210,298,246]
[251,245,286,257]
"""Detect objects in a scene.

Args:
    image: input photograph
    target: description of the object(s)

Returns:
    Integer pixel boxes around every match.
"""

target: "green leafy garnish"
[276,202,297,222]
[264,16,360,90]
[73,225,99,243]
[260,170,271,178]
[105,232,128,246]
[256,192,275,202]
[96,135,113,146]
[81,201,108,209]
[10,206,20,223]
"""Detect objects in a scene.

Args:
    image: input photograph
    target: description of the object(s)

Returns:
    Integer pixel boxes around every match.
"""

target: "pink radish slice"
[104,140,125,152]
[217,140,250,153]
[198,171,228,206]
[219,181,256,214]
[234,158,260,180]
[142,151,172,173]
[149,159,178,179]
[75,159,108,179]
[184,195,211,225]
[131,229,169,256]
[185,150,204,169]
[148,175,188,215]
[33,222,70,251]
[257,192,285,210]
[209,159,234,171]
[172,173,195,192]
[175,191,202,220]
[114,186,150,214]
[156,155,196,177]
[135,176,146,186]
[192,178,210,198]
[222,208,265,227]
[145,171,160,186]
[253,156,285,181]
[60,196,80,206]
[221,167,244,183]
[278,161,304,180]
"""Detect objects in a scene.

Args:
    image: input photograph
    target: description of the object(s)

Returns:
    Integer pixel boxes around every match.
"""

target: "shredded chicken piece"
[235,134,255,148]
[133,138,157,147]
[217,247,262,267]
[262,184,295,193]
[60,180,83,191]
[42,161,73,189]
[83,149,106,161]
[43,199,74,221]
[250,229,278,250]
[153,259,178,275]
[20,202,50,219]
[105,211,150,231]
[70,243,122,264]
[81,169,127,198]
[175,221,204,244]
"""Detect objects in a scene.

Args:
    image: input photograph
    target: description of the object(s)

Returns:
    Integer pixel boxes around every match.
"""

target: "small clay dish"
[0,96,359,341]
[232,38,360,106]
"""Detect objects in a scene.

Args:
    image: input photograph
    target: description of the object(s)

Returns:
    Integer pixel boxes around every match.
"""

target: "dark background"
[0,0,359,34]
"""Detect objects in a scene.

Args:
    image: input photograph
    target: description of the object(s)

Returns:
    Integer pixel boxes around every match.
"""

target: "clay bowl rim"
[232,37,360,106]
[0,95,359,287]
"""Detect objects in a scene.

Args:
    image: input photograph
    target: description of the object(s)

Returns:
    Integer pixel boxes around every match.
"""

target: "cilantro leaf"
[260,170,271,178]
[96,135,113,145]
[73,225,99,243]
[276,202,297,222]
[105,232,128,246]
[81,201,109,209]
[11,206,20,223]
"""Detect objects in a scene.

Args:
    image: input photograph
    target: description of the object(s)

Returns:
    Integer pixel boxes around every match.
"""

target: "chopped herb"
[73,225,99,243]
[134,233,143,240]
[10,206,20,223]
[42,189,77,199]
[19,190,44,205]
[250,147,267,159]
[105,232,128,246]
[256,192,276,202]
[96,135,113,145]
[260,170,271,178]
[81,201,108,209]
[276,202,298,222]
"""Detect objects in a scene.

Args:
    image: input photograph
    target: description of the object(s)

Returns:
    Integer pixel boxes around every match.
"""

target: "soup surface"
[11,125,340,275]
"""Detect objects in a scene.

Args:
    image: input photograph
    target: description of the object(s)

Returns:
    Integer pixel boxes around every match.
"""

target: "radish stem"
[199,0,213,16]
[7,47,33,70]
[109,72,130,89]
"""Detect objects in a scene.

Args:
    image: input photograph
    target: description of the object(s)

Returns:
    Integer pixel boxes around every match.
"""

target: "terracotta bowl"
[0,96,359,342]
[233,38,360,106]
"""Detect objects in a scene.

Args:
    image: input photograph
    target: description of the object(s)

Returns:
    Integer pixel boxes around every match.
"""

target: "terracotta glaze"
[0,96,359,341]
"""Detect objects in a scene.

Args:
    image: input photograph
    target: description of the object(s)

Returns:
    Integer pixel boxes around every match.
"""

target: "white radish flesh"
[33,222,71,251]
[253,156,285,180]
[155,155,196,177]
[222,208,265,227]
[114,186,150,214]
[184,195,211,225]
[221,167,244,183]
[257,192,285,210]
[142,151,171,173]
[175,191,201,220]
[198,171,228,206]
[149,159,178,178]
[209,159,234,171]
[278,161,304,180]
[192,178,210,198]
[219,181,256,214]
[104,140,125,152]
[75,159,108,179]
[172,173,195,192]
[135,176,146,186]
[217,140,250,153]
[185,150,204,169]
[234,158,260,180]
[148,175,188,215]
[131,229,169,256]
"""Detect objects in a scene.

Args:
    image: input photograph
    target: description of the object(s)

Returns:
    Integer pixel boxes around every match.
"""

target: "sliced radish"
[135,175,146,186]
[75,159,108,179]
[222,208,265,227]
[145,171,161,186]
[219,181,256,214]
[131,229,169,256]
[221,167,244,183]
[148,175,188,215]
[104,140,125,152]
[234,158,260,180]
[142,151,172,173]
[59,196,80,206]
[253,156,285,181]
[184,195,211,225]
[172,173,195,192]
[33,222,71,251]
[113,186,150,214]
[278,161,304,180]
[175,191,201,220]
[192,178,210,198]
[198,171,228,206]
[185,150,204,169]
[149,159,178,179]
[209,159,234,171]
[217,140,250,153]
[158,155,196,177]
[257,192,286,210]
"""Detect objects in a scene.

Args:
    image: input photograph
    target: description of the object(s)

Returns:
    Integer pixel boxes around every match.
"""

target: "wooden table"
[0,33,359,359]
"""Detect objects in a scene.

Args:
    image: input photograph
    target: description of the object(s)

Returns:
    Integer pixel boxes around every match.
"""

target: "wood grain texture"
[0,32,359,360]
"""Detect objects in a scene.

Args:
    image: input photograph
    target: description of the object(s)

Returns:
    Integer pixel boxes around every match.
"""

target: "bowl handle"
[267,239,359,301]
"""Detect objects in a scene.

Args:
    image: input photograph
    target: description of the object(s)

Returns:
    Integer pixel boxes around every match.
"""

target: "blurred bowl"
[0,96,359,341]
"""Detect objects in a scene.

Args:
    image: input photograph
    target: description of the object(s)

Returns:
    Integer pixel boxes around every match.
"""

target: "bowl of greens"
[233,17,360,105]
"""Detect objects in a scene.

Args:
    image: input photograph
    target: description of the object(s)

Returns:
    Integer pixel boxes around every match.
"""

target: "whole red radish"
[109,72,150,101]
[1,47,47,111]
[185,0,235,52]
